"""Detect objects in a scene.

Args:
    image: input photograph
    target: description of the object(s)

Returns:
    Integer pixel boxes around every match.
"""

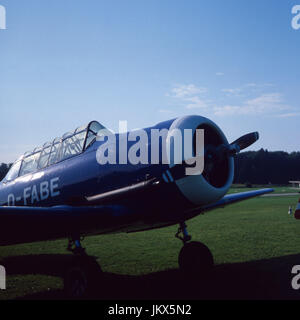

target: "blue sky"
[0,0,299,162]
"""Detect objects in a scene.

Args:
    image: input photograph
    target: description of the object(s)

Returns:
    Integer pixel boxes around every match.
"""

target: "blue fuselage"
[0,119,197,241]
[0,115,235,245]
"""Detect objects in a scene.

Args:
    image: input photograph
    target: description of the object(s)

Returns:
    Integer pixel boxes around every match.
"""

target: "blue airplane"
[0,115,273,297]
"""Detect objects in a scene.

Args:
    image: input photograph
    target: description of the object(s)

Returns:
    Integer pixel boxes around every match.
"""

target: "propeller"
[227,132,259,156]
[167,131,259,182]
[202,131,259,184]
[204,132,259,166]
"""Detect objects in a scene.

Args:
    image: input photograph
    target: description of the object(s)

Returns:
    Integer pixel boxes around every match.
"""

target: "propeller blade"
[197,131,259,168]
[228,132,259,156]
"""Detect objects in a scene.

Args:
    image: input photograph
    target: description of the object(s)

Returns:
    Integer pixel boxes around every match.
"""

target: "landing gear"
[176,222,214,276]
[63,237,102,299]
[67,237,87,256]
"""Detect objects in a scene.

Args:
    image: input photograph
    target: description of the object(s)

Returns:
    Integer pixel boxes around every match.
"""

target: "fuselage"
[0,119,186,208]
[0,115,234,243]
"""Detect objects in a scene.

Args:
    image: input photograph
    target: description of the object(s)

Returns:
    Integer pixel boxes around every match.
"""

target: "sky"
[0,0,300,163]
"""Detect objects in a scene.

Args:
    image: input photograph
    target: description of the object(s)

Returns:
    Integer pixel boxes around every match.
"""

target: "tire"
[178,241,214,276]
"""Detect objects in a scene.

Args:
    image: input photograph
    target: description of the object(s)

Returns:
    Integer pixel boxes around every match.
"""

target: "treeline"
[0,149,300,184]
[234,149,300,185]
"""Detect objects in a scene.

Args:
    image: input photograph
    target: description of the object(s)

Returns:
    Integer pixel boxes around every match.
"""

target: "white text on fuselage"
[7,177,60,206]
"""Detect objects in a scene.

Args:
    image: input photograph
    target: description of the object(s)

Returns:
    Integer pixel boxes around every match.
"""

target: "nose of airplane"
[165,115,234,206]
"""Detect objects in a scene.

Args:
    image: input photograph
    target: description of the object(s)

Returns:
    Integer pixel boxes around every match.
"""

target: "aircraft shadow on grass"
[1,253,300,300]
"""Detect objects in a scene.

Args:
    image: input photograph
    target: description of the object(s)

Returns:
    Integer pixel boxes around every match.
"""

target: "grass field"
[0,192,300,300]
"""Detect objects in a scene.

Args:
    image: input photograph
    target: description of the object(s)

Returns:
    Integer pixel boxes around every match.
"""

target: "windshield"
[3,120,106,182]
[4,161,21,182]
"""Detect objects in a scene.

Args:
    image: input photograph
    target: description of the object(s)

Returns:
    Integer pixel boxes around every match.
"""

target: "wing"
[0,204,131,246]
[185,188,274,216]
[0,178,162,246]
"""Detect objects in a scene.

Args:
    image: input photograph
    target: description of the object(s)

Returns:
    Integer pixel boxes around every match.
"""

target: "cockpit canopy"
[3,121,105,182]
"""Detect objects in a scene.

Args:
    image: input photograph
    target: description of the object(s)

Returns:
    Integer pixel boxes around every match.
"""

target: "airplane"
[289,181,300,190]
[0,115,273,298]
[295,198,300,219]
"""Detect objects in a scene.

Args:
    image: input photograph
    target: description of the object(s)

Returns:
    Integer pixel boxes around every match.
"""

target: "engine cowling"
[166,115,234,206]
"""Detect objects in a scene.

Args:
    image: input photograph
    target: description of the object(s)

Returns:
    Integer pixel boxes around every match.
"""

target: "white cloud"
[167,84,209,109]
[221,88,243,96]
[245,93,287,113]
[274,112,300,118]
[166,82,293,118]
[214,93,290,116]
[221,83,275,97]
[169,84,207,99]
[213,105,243,116]
[185,96,208,109]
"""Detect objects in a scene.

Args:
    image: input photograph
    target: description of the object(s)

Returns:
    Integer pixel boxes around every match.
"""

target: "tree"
[234,150,300,184]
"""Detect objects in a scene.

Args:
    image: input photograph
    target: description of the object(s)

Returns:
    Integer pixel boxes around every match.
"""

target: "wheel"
[63,256,102,299]
[178,241,214,276]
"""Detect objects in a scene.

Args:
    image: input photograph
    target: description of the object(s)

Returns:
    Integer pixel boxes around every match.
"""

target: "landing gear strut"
[64,236,102,299]
[175,222,192,244]
[176,222,214,276]
[67,236,86,255]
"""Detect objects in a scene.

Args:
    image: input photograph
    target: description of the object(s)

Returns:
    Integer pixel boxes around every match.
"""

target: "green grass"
[0,194,300,299]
